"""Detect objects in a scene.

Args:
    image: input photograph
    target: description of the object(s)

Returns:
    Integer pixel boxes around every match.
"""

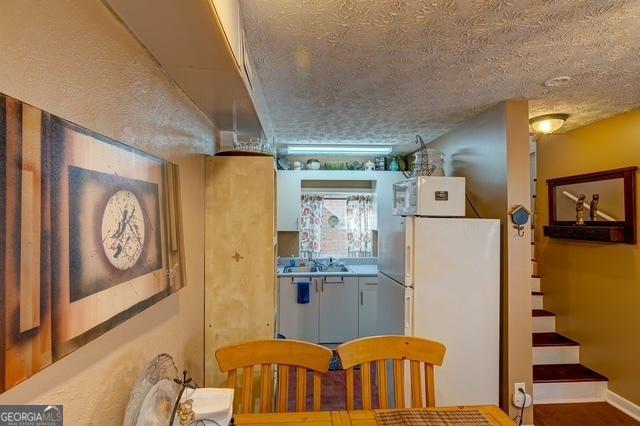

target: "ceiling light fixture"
[529,113,569,134]
[287,145,392,155]
[544,76,572,87]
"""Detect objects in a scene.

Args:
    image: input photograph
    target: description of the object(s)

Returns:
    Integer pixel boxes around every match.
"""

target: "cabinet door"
[358,277,378,338]
[318,276,358,344]
[278,277,319,343]
[276,172,301,231]
[212,0,241,62]
[376,273,406,336]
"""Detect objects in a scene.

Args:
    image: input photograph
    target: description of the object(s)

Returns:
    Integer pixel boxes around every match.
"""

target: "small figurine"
[177,399,196,425]
[576,193,586,225]
[590,194,599,221]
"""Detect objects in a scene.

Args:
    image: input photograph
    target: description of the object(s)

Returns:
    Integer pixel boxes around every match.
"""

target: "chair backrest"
[336,335,446,410]
[215,339,333,414]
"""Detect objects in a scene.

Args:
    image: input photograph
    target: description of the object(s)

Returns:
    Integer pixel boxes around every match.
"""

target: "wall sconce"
[529,113,569,134]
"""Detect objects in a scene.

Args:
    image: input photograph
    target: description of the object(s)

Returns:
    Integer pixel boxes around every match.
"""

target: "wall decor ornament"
[590,194,600,222]
[0,93,185,393]
[575,193,586,225]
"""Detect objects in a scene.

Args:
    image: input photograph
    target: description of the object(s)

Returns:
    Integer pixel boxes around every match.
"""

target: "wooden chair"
[215,339,333,414]
[336,335,446,410]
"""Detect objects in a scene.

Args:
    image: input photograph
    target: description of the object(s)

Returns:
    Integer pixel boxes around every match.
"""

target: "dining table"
[234,405,515,425]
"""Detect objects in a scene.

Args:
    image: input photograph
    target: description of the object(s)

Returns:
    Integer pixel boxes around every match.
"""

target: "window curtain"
[346,195,374,257]
[299,194,324,259]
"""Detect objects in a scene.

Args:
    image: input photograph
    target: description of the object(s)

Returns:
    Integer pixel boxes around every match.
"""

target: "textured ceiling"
[240,0,640,151]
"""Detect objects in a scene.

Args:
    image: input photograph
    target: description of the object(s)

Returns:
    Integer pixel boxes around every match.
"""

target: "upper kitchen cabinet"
[105,0,269,142]
[211,0,242,64]
[277,172,302,231]
[276,170,405,232]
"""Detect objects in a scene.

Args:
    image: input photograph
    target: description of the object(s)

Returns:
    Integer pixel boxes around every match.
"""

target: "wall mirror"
[545,167,637,244]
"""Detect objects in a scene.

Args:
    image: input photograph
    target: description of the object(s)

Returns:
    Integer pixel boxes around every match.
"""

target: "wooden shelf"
[543,224,627,243]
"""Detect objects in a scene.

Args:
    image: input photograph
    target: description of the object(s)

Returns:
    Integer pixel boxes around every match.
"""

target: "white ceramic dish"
[177,388,234,425]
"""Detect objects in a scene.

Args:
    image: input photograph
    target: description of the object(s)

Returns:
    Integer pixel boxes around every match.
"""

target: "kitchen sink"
[282,265,352,274]
[321,266,351,273]
[283,266,320,273]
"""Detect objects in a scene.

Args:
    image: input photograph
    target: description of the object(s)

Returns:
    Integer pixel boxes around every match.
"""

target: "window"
[299,192,376,258]
[321,197,349,257]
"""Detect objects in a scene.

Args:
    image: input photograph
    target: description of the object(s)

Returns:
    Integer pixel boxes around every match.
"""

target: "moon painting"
[101,190,146,271]
[67,165,163,302]
[0,92,185,393]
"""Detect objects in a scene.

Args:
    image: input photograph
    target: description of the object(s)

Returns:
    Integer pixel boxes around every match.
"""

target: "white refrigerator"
[378,216,500,407]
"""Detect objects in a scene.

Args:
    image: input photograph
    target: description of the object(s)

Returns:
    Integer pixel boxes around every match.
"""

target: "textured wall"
[537,108,640,405]
[277,231,300,257]
[0,0,214,424]
[428,101,533,423]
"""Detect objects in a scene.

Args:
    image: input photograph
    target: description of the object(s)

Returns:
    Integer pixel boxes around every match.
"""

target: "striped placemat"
[374,408,491,425]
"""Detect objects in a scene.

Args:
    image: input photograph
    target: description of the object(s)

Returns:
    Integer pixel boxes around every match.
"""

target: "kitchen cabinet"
[107,0,265,141]
[358,277,378,338]
[276,172,301,231]
[276,170,404,232]
[204,156,276,386]
[278,277,320,343]
[376,273,405,336]
[211,0,242,65]
[278,275,358,344]
[318,276,359,344]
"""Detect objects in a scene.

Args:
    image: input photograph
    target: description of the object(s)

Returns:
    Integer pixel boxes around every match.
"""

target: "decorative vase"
[306,159,320,170]
[397,156,407,171]
[389,158,400,171]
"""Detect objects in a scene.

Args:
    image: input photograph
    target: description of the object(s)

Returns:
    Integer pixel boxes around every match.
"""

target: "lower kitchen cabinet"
[318,276,358,343]
[358,276,378,338]
[278,277,319,343]
[278,275,359,344]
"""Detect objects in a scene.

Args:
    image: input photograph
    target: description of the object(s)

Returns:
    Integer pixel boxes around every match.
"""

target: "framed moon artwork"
[0,93,185,393]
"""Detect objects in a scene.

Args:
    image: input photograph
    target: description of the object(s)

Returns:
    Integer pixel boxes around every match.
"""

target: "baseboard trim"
[607,390,640,421]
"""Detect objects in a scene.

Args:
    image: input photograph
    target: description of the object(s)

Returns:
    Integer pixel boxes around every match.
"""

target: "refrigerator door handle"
[404,292,412,331]
[405,244,412,283]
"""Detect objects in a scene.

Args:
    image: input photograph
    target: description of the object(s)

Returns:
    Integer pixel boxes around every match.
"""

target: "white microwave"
[392,176,466,216]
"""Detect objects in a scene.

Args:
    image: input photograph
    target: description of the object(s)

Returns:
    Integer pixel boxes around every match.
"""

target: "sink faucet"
[308,253,326,269]
[327,257,345,267]
[309,258,325,268]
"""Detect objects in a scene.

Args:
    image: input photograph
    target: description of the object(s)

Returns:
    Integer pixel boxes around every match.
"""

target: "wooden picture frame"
[544,167,637,244]
[0,93,185,392]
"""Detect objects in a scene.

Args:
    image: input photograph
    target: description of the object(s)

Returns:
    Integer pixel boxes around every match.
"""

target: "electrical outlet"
[512,382,533,408]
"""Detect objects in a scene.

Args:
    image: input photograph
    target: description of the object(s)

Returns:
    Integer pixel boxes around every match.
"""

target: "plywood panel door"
[204,156,276,387]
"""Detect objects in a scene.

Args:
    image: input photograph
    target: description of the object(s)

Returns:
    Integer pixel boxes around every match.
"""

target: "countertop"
[277,264,378,277]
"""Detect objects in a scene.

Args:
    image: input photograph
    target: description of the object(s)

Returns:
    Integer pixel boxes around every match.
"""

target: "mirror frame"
[546,166,637,244]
